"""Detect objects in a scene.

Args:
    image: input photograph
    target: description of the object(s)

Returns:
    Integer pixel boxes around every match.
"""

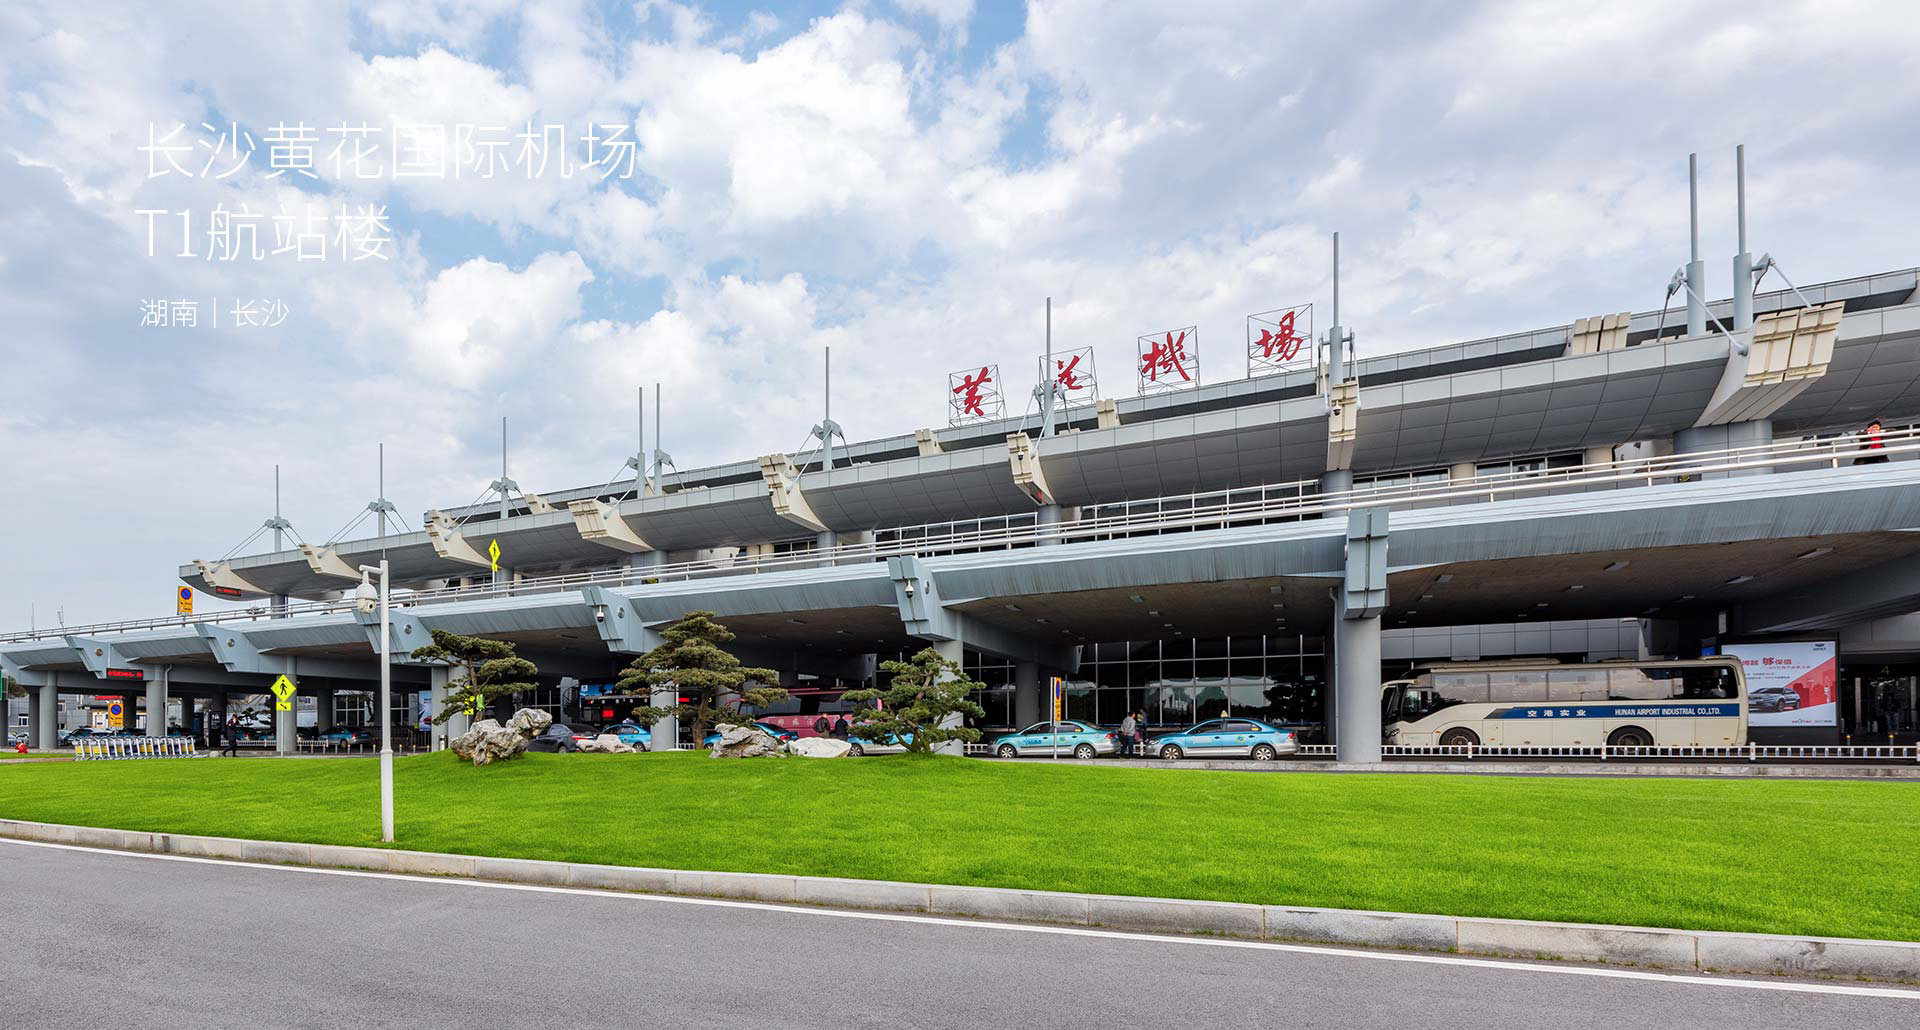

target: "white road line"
[4,836,1916,1000]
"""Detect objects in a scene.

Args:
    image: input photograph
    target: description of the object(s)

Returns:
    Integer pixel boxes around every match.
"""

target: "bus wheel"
[1073,743,1097,760]
[1439,728,1479,747]
[996,744,1017,759]
[1159,744,1183,761]
[1608,727,1652,748]
[1251,744,1278,761]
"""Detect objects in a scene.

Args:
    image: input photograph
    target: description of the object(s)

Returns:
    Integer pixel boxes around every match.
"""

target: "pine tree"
[409,629,540,725]
[838,647,986,755]
[619,611,785,744]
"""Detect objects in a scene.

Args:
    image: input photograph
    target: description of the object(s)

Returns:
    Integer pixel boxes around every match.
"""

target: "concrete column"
[145,673,166,734]
[427,678,446,751]
[26,688,43,751]
[1319,468,1353,496]
[431,665,465,750]
[37,683,57,750]
[314,688,334,734]
[1447,462,1476,482]
[650,684,679,750]
[1334,608,1383,763]
[631,550,667,571]
[1036,504,1062,545]
[275,684,297,755]
[1013,661,1041,728]
[932,639,965,754]
[122,694,139,733]
[1673,420,1774,478]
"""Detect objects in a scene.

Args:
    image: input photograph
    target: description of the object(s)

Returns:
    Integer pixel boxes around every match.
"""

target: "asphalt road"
[1,840,1913,1029]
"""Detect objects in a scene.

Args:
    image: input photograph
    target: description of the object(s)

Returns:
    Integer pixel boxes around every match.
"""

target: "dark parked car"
[527,723,584,753]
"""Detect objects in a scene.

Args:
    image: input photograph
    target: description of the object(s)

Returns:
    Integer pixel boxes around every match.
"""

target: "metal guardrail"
[971,741,1919,763]
[6,428,1917,643]
[1298,743,1920,762]
[71,736,198,761]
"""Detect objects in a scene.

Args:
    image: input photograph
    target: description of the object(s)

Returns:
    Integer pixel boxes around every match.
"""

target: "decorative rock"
[508,708,553,737]
[788,737,851,759]
[709,723,784,758]
[450,708,552,766]
[591,734,636,754]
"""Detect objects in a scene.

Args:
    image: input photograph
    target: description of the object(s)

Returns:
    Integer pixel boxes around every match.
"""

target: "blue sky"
[2,0,1918,625]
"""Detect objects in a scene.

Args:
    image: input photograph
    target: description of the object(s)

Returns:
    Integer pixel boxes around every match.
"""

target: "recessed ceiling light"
[1129,595,1145,603]
[1725,575,1753,585]
[1162,623,1174,628]
[1147,610,1160,616]
[1679,594,1695,601]
[1419,594,1433,601]
[1566,585,1585,592]
[1796,548,1832,561]
[1436,575,1454,584]
[786,618,807,625]
[1004,604,1022,612]
[1535,602,1549,608]
[1035,617,1050,624]
[1268,586,1286,594]
[1604,561,1630,572]
[1405,611,1418,616]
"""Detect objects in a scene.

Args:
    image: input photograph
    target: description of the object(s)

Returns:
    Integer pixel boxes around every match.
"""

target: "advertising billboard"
[1720,641,1838,727]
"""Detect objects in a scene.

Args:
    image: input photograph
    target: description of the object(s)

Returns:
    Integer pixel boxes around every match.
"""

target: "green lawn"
[1,752,1915,942]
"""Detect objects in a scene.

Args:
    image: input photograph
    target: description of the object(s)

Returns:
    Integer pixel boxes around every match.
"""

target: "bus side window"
[1679,667,1735,699]
[1430,674,1488,711]
[1548,669,1609,703]
[1610,668,1673,701]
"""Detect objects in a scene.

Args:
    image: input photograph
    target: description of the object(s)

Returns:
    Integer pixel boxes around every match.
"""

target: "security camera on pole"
[354,560,394,843]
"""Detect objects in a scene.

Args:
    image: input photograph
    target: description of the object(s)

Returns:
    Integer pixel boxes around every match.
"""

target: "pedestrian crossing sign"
[270,674,297,712]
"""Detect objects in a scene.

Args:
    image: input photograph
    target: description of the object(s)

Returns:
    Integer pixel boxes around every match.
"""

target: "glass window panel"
[1432,673,1489,705]
[1488,671,1546,703]
[1609,668,1673,701]
[1548,669,1611,703]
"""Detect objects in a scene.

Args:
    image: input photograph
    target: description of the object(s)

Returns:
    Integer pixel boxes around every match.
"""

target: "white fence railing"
[975,741,1919,763]
[7,427,1919,644]
[71,736,198,761]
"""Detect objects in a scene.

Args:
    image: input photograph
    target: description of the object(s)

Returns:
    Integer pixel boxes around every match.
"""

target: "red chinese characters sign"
[947,364,1003,425]
[1247,303,1313,378]
[1136,327,1198,394]
[1037,346,1098,407]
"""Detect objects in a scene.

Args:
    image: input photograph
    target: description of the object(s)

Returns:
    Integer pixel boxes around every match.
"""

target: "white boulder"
[590,733,637,754]
[450,708,551,766]
[787,737,851,759]
[709,723,784,758]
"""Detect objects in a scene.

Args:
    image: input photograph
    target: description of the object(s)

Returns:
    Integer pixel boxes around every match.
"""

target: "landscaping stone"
[709,723,783,758]
[788,737,851,758]
[508,708,553,737]
[451,708,552,766]
[586,734,636,754]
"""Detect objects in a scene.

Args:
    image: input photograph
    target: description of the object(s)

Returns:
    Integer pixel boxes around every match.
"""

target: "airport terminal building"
[7,259,1920,759]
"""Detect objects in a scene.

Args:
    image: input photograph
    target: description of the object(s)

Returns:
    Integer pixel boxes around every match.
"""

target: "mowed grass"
[1,752,1915,942]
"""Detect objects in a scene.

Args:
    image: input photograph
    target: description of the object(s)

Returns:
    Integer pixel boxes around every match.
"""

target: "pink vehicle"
[750,687,881,739]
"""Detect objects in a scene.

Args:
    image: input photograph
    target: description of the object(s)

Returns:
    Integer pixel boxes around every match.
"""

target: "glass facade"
[1063,635,1326,731]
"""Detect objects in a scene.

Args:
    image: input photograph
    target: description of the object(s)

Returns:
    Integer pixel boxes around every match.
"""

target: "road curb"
[2,817,1914,982]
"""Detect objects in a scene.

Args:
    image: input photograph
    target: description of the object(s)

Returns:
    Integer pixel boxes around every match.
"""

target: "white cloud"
[5,0,1920,626]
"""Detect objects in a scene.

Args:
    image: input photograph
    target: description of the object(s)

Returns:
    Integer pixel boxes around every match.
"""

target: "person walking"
[1855,418,1889,465]
[221,714,240,757]
[1118,711,1137,758]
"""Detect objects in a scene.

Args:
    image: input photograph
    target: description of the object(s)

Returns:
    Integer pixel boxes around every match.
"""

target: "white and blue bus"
[1381,658,1747,749]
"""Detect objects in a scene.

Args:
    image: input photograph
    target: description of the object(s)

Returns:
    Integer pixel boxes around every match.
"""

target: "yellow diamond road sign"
[270,674,297,712]
[488,538,501,572]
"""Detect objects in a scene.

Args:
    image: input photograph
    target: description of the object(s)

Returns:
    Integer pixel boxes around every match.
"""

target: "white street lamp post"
[355,560,394,843]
